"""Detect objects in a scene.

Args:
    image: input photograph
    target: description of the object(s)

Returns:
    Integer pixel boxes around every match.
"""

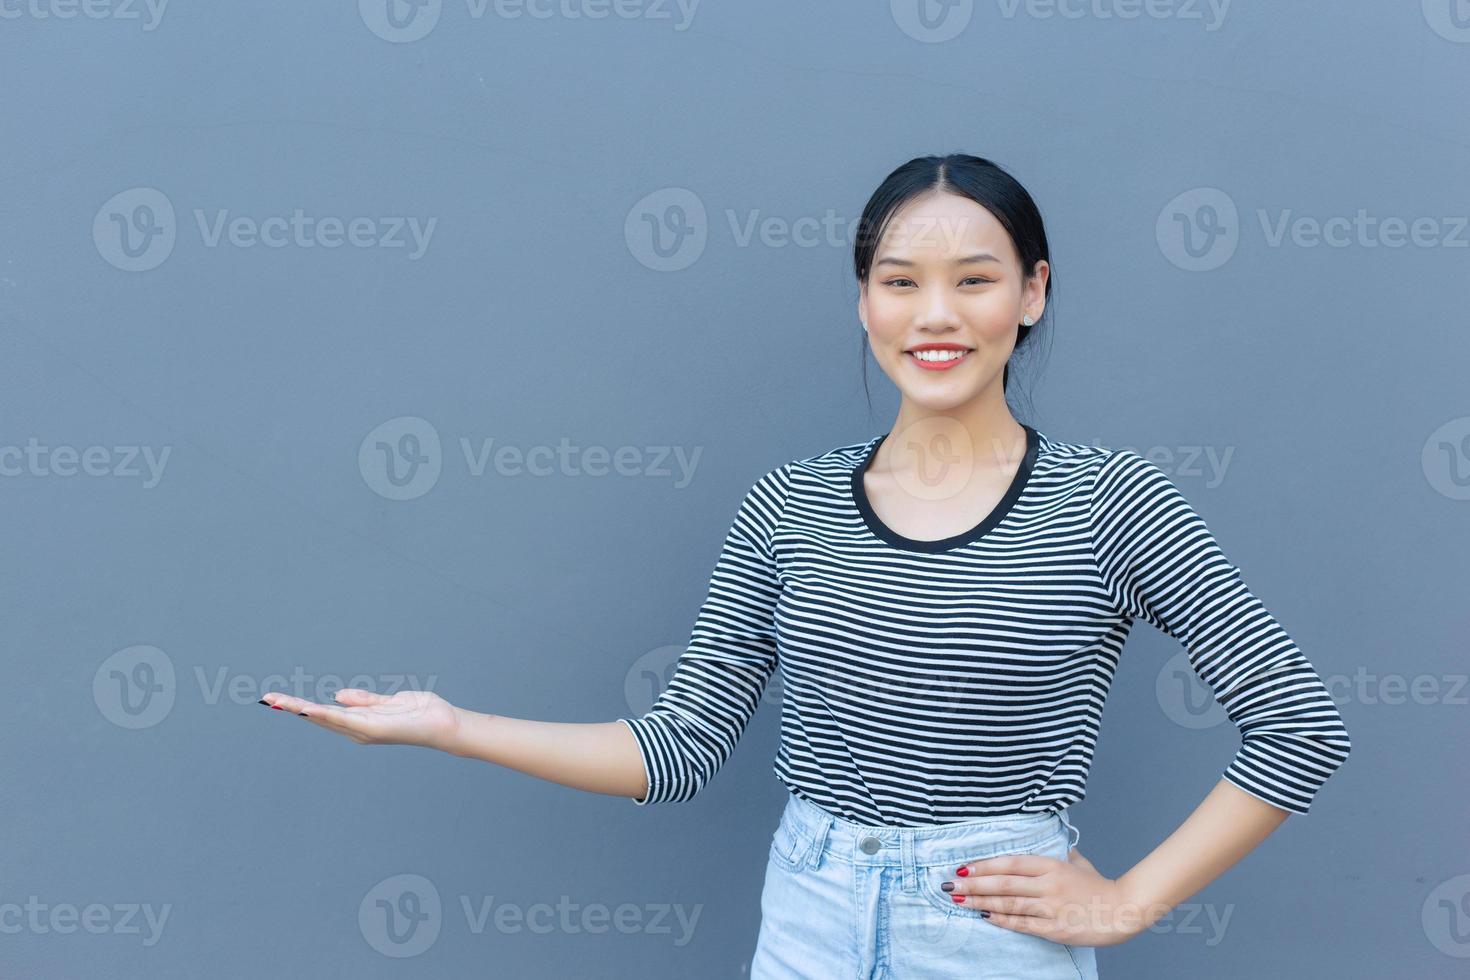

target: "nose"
[914,285,962,330]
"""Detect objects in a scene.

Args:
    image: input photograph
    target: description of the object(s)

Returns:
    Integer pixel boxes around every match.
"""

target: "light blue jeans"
[749,790,1100,979]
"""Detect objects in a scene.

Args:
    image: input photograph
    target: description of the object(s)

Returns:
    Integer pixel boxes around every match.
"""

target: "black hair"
[853,153,1053,420]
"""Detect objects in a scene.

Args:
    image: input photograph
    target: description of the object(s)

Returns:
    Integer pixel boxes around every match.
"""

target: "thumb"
[335,688,391,706]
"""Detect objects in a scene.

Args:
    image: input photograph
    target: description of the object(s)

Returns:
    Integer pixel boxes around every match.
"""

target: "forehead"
[874,191,1011,262]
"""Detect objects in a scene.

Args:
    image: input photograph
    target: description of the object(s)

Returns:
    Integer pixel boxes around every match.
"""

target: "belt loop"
[807,812,834,871]
[1058,808,1081,851]
[900,829,918,893]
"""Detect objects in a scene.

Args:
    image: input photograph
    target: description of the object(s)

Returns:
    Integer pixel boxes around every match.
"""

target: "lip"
[904,344,974,371]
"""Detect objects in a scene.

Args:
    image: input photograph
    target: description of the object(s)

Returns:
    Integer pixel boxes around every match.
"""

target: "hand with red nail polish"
[258,689,461,753]
[945,847,1145,947]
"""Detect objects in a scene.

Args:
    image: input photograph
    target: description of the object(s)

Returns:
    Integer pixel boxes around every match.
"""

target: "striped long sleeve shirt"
[617,424,1352,826]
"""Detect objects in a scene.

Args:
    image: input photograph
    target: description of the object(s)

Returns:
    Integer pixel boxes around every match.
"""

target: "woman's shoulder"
[795,435,879,469]
[737,436,877,502]
[774,435,879,485]
[1033,426,1116,466]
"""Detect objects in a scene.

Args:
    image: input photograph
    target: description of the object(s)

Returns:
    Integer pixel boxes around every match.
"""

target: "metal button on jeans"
[859,835,882,854]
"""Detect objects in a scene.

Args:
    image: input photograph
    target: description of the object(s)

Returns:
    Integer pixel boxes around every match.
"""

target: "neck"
[881,399,1027,476]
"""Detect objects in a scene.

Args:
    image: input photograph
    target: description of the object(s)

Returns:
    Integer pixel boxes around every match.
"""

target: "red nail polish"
[952,894,965,903]
[956,866,969,877]
[271,705,284,710]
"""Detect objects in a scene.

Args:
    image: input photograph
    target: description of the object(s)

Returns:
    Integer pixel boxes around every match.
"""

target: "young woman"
[260,154,1352,978]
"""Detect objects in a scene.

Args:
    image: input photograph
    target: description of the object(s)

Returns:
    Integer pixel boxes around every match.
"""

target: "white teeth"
[910,349,968,362]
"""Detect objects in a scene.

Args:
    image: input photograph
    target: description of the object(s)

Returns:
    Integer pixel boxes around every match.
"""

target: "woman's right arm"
[442,711,651,801]
[258,687,652,800]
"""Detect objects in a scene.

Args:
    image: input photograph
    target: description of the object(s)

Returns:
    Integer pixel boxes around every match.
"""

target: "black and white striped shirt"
[618,424,1352,825]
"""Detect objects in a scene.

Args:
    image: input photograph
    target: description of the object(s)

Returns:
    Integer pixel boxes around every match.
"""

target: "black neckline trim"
[850,423,1040,553]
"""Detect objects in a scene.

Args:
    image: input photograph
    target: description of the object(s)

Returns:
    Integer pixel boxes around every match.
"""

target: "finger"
[959,854,1056,879]
[958,872,1047,898]
[260,692,395,745]
[261,693,364,729]
[953,892,1048,917]
[286,701,385,742]
[300,708,377,742]
[983,911,1058,939]
[259,692,317,717]
[335,688,392,707]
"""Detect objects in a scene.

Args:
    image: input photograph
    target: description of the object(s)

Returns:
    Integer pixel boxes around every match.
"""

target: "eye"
[961,276,995,285]
[883,277,916,288]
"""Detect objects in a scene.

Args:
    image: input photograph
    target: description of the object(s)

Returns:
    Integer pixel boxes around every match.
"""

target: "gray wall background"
[2,2,1466,977]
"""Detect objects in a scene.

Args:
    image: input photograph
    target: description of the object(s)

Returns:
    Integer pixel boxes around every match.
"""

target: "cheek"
[963,295,1024,339]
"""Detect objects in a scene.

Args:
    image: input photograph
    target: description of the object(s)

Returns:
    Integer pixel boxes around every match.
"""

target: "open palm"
[260,688,460,752]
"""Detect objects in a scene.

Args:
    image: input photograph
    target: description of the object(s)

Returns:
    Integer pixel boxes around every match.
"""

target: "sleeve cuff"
[1221,765,1312,815]
[617,717,657,806]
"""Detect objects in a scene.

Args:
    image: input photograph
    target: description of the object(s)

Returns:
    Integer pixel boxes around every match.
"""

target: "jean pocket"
[916,829,1087,978]
[917,827,1063,919]
[768,817,810,873]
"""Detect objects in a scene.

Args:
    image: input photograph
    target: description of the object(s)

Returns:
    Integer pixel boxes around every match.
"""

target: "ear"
[857,281,867,326]
[1024,259,1050,320]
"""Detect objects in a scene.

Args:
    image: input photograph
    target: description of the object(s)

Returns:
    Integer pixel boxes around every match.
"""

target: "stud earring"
[860,319,868,333]
[1022,314,1035,327]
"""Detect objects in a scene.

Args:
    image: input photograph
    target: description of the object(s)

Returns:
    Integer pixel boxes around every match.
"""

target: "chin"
[896,385,990,411]
[888,362,1000,404]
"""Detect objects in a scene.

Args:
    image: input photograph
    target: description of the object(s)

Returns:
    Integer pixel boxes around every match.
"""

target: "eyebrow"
[874,252,1000,267]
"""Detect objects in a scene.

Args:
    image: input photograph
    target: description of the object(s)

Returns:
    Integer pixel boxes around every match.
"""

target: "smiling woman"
[618,155,1348,975]
[258,153,1351,980]
[854,159,1051,408]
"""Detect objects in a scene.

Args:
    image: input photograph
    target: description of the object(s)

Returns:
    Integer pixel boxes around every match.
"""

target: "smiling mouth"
[905,347,975,365]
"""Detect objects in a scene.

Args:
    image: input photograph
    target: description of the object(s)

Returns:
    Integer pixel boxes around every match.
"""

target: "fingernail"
[979,910,991,919]
[955,866,969,877]
[940,881,954,892]
[952,894,965,904]
[257,699,269,706]
[271,705,284,711]
[299,712,309,717]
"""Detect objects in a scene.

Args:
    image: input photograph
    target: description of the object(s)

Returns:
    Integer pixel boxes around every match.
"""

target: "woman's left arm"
[1111,776,1289,931]
[950,450,1351,946]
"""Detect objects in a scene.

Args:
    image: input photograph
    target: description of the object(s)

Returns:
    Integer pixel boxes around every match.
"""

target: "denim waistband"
[775,791,1082,894]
